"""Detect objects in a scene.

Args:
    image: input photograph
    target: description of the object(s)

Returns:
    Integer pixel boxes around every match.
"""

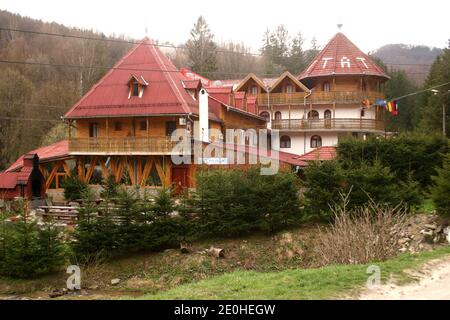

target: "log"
[208,246,225,258]
[180,242,190,254]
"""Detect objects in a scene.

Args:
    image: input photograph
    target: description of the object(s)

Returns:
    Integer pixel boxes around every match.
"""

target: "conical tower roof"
[299,33,389,81]
[64,38,198,119]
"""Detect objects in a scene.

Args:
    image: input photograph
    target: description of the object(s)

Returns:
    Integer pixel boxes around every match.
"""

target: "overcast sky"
[2,0,449,53]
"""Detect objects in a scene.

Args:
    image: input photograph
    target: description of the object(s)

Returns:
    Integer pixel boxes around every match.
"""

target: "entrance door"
[171,166,189,193]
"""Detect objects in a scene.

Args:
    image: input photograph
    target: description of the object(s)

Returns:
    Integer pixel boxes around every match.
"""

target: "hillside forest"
[0,10,449,170]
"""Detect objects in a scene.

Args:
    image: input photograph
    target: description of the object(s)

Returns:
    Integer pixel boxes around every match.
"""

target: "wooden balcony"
[69,137,181,155]
[257,91,384,106]
[257,92,308,105]
[272,118,384,132]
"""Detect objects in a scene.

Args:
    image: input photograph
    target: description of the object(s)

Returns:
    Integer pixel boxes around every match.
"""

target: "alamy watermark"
[366,265,381,289]
[170,128,281,175]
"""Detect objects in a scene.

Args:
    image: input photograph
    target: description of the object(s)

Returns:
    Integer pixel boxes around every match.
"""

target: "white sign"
[198,157,229,165]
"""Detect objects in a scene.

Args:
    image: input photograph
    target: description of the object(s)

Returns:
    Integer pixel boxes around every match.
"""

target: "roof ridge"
[145,43,192,114]
[64,39,147,118]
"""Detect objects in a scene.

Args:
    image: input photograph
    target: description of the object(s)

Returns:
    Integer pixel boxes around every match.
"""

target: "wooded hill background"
[0,10,448,170]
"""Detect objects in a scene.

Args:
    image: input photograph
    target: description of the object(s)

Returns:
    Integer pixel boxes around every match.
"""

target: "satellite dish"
[214,80,223,87]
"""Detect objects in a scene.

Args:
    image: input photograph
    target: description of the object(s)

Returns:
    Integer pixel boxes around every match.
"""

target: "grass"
[140,246,450,300]
[419,199,436,214]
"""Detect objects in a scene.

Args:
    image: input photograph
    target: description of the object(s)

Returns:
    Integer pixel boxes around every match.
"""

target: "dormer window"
[128,74,149,99]
[131,83,139,96]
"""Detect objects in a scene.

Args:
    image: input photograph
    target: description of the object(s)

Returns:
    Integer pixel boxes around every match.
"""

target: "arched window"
[260,111,270,122]
[323,82,330,92]
[274,111,282,120]
[280,135,291,148]
[324,109,332,119]
[308,110,319,119]
[311,135,322,148]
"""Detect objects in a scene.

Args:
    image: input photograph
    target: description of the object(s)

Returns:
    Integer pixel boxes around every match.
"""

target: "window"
[323,82,330,92]
[114,122,122,131]
[275,111,282,120]
[280,135,291,148]
[260,111,270,122]
[89,123,99,138]
[251,86,258,95]
[140,120,148,131]
[324,109,332,119]
[360,109,365,117]
[311,135,322,148]
[131,82,139,96]
[308,110,319,119]
[286,84,293,94]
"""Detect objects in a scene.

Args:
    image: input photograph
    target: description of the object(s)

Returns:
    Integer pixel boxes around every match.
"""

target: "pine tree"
[288,32,306,74]
[417,47,450,136]
[430,153,450,217]
[186,16,217,75]
[305,37,320,65]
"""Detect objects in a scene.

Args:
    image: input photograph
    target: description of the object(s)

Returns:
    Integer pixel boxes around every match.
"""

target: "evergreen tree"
[417,47,450,136]
[305,36,320,66]
[384,69,418,131]
[186,16,217,75]
[288,32,306,74]
[430,153,450,217]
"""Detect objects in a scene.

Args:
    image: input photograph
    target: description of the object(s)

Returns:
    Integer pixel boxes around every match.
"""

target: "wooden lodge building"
[2,31,388,196]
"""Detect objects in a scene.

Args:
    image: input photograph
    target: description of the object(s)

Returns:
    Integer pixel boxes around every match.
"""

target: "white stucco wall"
[279,132,339,155]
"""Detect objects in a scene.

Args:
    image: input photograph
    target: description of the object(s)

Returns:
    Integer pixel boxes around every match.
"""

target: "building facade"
[3,31,388,195]
[188,32,389,156]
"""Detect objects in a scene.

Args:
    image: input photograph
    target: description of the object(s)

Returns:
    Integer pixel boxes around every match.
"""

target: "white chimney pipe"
[199,88,209,142]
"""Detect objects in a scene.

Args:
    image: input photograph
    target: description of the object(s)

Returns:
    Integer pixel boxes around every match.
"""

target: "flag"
[386,100,398,116]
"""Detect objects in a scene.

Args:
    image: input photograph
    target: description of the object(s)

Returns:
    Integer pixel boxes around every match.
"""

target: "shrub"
[337,134,449,188]
[0,200,66,278]
[62,175,89,201]
[314,194,408,266]
[430,153,450,217]
[301,160,345,219]
[193,168,302,236]
[344,161,398,208]
[301,160,423,220]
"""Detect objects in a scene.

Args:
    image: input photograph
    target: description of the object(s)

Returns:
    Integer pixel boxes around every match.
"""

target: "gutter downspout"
[303,89,313,155]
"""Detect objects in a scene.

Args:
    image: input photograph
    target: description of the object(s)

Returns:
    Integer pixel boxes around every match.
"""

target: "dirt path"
[360,256,450,300]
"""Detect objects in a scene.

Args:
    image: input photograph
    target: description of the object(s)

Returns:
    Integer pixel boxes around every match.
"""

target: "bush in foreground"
[430,153,450,217]
[0,200,66,278]
[314,193,407,266]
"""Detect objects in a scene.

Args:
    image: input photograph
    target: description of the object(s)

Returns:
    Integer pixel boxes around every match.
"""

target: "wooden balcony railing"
[272,118,384,132]
[257,91,384,106]
[69,137,180,154]
[256,92,308,105]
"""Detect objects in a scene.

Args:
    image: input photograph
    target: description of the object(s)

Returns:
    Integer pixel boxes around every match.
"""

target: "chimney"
[198,88,209,142]
[23,153,39,169]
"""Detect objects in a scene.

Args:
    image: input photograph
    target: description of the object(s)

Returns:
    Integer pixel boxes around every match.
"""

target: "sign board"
[198,157,229,165]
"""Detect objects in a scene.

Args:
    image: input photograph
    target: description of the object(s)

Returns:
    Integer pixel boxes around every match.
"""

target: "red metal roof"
[299,33,389,80]
[0,172,19,189]
[64,38,199,119]
[218,143,307,167]
[295,146,337,163]
[6,140,69,172]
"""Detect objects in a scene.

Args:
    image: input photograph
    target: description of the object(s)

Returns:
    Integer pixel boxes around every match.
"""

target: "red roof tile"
[295,146,337,163]
[0,173,19,189]
[299,33,389,80]
[6,140,69,172]
[64,38,199,119]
